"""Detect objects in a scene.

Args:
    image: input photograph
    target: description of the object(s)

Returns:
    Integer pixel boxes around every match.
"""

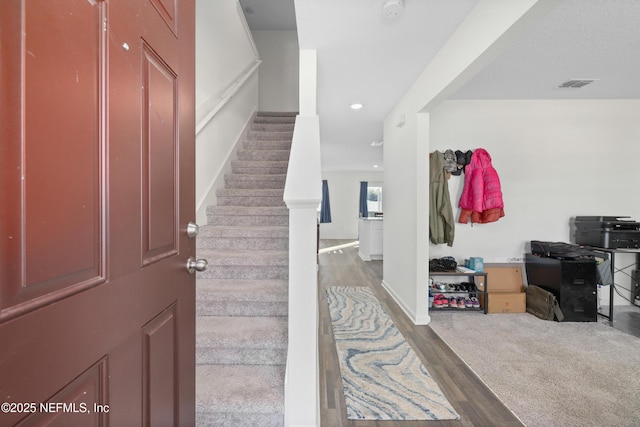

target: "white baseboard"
[381,280,431,325]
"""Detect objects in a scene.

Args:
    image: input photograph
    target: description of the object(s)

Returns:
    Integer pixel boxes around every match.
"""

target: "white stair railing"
[283,114,321,426]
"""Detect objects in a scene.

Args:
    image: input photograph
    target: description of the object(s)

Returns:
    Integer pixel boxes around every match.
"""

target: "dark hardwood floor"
[317,240,524,427]
[604,304,640,338]
[317,240,640,426]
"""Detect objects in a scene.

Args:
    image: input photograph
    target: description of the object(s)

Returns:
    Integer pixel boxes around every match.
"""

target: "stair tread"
[207,205,288,214]
[197,249,288,265]
[257,111,297,116]
[196,279,287,317]
[196,364,285,412]
[197,278,287,302]
[216,188,284,196]
[232,160,289,165]
[225,173,286,179]
[199,225,288,237]
[196,316,287,348]
[240,149,291,154]
[241,141,292,148]
[240,140,291,148]
[247,130,292,134]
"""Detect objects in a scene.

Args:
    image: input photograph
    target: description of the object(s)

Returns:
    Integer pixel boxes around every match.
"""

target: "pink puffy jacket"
[458,148,505,224]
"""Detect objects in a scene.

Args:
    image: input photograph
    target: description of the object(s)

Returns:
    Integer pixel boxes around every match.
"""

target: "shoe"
[448,296,457,308]
[433,294,447,308]
[470,297,480,308]
[464,297,473,308]
[457,297,466,308]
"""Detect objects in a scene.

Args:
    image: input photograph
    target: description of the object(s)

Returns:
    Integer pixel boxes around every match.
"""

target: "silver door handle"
[187,257,208,274]
[187,221,200,238]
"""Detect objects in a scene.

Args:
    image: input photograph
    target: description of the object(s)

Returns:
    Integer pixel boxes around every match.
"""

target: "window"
[367,183,383,214]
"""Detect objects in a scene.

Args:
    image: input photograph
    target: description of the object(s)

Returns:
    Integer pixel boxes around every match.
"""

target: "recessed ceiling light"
[350,103,363,110]
[373,165,379,168]
[370,141,384,147]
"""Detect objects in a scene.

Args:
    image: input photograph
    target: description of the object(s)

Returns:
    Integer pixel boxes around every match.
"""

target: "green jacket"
[429,151,455,246]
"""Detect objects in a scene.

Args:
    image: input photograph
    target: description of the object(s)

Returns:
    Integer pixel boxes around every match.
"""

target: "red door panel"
[0,0,196,425]
[142,304,179,426]
[141,45,178,265]
[17,358,109,427]
[0,0,105,321]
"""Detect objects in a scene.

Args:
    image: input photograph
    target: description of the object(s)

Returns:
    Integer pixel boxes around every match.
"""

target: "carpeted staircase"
[195,112,295,426]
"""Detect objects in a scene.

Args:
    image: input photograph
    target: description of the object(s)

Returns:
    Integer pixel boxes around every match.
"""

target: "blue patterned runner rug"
[326,286,460,421]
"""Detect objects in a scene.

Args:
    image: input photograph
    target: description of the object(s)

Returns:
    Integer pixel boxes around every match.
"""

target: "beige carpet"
[429,311,640,427]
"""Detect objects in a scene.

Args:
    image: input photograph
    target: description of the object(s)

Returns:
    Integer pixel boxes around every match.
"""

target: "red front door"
[0,0,196,425]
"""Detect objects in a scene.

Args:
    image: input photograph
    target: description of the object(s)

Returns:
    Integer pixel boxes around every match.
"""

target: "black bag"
[530,240,598,260]
[429,256,457,272]
[526,284,564,321]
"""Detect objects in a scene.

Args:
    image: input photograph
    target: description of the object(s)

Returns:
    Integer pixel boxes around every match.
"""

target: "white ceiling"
[239,0,640,171]
[239,0,297,30]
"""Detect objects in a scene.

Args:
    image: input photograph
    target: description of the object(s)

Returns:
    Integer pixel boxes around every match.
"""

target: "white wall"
[382,0,555,324]
[320,171,384,240]
[253,31,299,113]
[195,0,260,223]
[429,99,640,304]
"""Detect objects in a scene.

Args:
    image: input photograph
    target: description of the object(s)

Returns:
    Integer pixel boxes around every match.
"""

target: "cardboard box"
[476,266,526,314]
[479,292,527,313]
[475,266,524,293]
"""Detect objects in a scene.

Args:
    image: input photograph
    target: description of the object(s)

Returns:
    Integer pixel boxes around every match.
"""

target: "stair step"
[231,160,289,175]
[246,130,293,141]
[197,225,288,250]
[224,174,286,189]
[199,224,288,238]
[242,140,292,151]
[196,316,287,365]
[253,115,296,125]
[207,206,288,226]
[216,197,285,207]
[198,249,288,266]
[196,278,287,317]
[237,150,290,162]
[256,111,297,117]
[196,364,284,427]
[216,188,284,197]
[196,249,288,280]
[251,123,294,132]
[216,188,284,207]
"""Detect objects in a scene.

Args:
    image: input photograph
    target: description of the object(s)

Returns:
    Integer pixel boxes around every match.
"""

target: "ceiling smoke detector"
[382,0,403,19]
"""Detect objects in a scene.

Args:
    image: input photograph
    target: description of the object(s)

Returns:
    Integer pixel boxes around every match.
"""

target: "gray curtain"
[359,181,368,218]
[320,180,332,223]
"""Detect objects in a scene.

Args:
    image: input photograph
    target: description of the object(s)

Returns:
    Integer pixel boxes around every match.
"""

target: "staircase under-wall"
[195,112,295,427]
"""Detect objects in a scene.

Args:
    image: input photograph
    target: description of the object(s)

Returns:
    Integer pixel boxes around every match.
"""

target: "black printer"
[570,216,640,249]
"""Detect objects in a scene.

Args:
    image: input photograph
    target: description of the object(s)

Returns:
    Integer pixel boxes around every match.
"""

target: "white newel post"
[283,115,321,427]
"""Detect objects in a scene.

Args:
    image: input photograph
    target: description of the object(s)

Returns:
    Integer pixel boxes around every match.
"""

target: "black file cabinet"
[525,253,597,322]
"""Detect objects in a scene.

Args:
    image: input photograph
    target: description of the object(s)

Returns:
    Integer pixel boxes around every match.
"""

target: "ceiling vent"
[557,79,599,88]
